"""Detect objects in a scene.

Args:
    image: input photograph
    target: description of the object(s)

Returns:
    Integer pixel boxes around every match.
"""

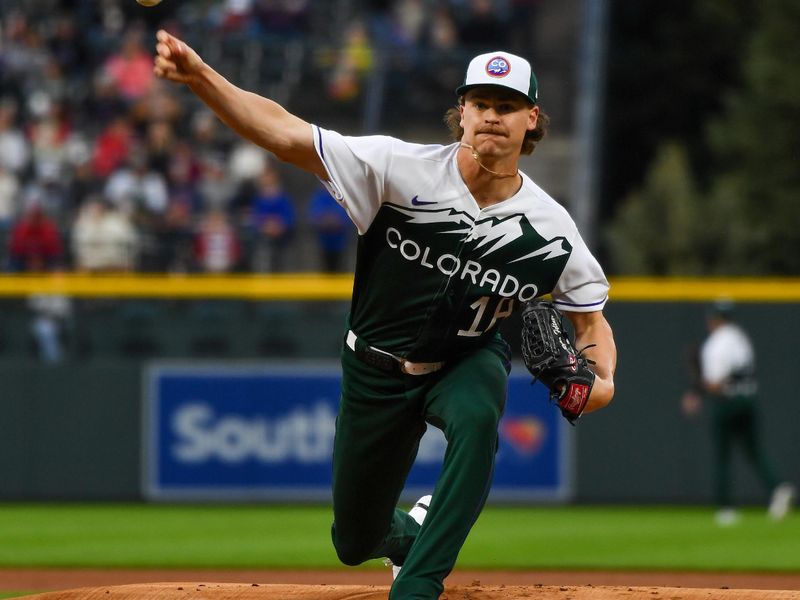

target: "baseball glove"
[520,300,596,424]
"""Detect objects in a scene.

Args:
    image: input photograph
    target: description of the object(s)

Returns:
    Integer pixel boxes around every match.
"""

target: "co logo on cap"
[485,57,510,78]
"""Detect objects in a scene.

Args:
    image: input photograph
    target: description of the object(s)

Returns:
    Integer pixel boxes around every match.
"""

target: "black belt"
[345,330,444,376]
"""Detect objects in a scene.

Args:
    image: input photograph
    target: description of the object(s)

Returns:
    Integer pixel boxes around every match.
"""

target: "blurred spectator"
[130,79,183,128]
[428,5,459,51]
[0,166,21,234]
[161,139,204,272]
[27,104,72,183]
[159,180,200,273]
[0,99,31,175]
[214,0,256,33]
[102,29,155,103]
[90,0,127,42]
[71,195,138,272]
[66,157,103,222]
[229,143,268,183]
[167,140,202,188]
[2,12,50,89]
[191,110,230,158]
[105,148,169,269]
[84,71,128,130]
[414,5,462,107]
[21,178,71,229]
[154,141,203,272]
[105,148,168,218]
[0,165,21,269]
[48,13,90,78]
[249,165,295,272]
[144,119,176,177]
[35,58,69,105]
[8,203,63,272]
[193,209,241,273]
[91,115,134,179]
[0,1,545,279]
[228,143,267,223]
[394,0,426,46]
[307,185,351,273]
[198,153,236,211]
[328,21,374,102]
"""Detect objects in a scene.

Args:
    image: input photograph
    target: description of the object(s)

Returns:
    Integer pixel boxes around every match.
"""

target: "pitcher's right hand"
[153,29,204,84]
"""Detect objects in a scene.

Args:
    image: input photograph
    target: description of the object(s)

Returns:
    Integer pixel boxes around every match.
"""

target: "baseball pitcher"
[154,33,617,600]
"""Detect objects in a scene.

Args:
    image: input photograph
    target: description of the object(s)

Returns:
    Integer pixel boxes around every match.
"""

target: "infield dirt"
[12,581,800,600]
[3,570,800,600]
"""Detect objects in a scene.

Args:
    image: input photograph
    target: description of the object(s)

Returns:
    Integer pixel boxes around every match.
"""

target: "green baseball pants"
[331,337,511,600]
[712,395,780,507]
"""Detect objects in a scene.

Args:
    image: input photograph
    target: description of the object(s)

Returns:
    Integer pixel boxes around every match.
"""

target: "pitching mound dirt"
[16,582,800,600]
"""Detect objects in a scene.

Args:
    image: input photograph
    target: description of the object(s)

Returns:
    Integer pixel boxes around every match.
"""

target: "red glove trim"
[559,382,590,418]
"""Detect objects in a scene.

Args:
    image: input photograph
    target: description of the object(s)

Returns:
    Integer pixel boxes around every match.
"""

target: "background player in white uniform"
[153,33,617,599]
[683,300,794,525]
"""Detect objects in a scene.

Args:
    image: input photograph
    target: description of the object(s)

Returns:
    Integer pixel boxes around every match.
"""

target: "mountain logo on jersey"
[379,203,572,302]
[386,203,569,262]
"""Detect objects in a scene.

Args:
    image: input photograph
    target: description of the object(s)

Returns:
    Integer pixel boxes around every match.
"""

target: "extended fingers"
[154,31,182,80]
[155,30,184,58]
[156,29,171,44]
[153,30,195,83]
[156,41,171,59]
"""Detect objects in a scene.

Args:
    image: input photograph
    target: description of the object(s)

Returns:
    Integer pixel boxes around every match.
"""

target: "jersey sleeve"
[550,233,609,312]
[311,125,395,234]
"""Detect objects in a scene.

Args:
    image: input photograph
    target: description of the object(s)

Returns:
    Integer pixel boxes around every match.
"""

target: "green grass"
[460,506,800,571]
[0,504,798,572]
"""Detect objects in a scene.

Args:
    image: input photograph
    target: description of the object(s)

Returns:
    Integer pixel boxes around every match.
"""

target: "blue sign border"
[142,361,573,502]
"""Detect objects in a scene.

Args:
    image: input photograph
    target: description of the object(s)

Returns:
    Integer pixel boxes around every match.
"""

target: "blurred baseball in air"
[136,0,163,6]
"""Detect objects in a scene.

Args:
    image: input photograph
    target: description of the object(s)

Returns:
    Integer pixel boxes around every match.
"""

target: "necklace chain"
[459,143,518,178]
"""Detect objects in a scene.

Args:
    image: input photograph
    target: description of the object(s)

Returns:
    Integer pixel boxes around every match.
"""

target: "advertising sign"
[143,363,571,502]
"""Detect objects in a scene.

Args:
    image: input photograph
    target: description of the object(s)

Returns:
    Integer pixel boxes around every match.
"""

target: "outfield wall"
[0,282,797,504]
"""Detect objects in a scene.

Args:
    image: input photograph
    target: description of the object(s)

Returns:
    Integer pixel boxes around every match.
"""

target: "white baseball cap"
[456,51,538,105]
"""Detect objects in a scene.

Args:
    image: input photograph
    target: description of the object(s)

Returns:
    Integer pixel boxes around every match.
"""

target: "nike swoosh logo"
[411,195,437,206]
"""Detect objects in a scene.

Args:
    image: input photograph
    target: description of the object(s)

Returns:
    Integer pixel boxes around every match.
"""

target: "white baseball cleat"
[768,482,796,521]
[385,494,432,580]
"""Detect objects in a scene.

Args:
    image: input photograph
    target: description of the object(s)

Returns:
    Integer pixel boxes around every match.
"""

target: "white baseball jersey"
[313,126,609,361]
[701,322,757,396]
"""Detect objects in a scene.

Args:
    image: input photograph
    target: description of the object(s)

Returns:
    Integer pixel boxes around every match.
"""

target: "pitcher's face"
[460,88,538,159]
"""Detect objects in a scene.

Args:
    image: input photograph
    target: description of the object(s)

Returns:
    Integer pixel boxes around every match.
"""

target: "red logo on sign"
[501,417,546,456]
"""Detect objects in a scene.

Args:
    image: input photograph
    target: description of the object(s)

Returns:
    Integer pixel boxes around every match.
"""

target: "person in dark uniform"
[682,300,795,525]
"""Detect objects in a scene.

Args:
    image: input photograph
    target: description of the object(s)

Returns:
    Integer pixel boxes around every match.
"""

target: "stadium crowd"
[0,0,539,274]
